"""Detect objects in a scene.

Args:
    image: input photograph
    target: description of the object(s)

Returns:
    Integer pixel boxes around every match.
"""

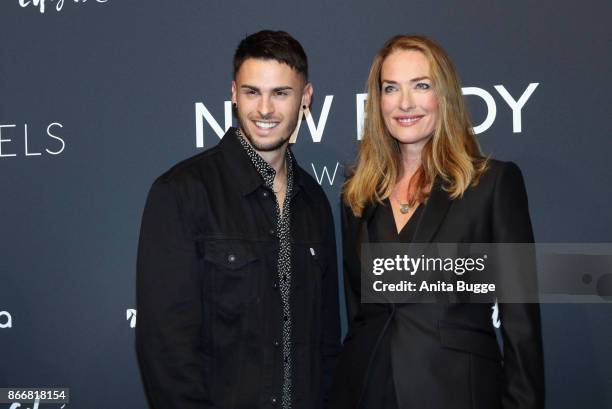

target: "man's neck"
[257,145,289,176]
[235,127,290,214]
[238,127,289,175]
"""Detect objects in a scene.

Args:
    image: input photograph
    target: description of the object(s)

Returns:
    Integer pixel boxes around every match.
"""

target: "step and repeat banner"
[1,0,611,408]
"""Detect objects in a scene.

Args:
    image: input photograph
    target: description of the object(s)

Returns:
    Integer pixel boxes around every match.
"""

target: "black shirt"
[136,128,341,409]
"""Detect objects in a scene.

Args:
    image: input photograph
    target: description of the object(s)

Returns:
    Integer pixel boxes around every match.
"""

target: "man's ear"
[231,81,237,105]
[301,82,313,108]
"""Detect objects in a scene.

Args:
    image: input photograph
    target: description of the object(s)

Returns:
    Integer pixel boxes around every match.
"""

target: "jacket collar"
[219,127,303,197]
[358,176,452,243]
[412,176,452,243]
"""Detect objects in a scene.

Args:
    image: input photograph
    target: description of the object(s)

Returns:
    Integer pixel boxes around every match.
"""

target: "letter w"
[311,162,340,185]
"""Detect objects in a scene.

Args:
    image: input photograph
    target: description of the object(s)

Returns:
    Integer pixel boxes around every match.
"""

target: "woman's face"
[380,49,439,151]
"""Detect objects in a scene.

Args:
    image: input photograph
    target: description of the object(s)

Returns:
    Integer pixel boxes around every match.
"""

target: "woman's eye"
[275,91,288,96]
[416,82,431,90]
[383,85,397,93]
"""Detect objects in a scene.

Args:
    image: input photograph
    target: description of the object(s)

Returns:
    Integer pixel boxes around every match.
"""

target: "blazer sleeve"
[340,202,361,328]
[320,199,342,407]
[492,162,545,409]
[135,179,210,409]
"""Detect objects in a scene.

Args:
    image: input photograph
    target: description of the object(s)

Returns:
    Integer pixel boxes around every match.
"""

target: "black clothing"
[136,127,341,409]
[360,201,424,409]
[330,161,545,409]
[368,200,424,243]
[236,130,296,409]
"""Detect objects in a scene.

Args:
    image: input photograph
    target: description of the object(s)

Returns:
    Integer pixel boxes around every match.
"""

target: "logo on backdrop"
[194,82,539,148]
[126,309,137,328]
[311,162,341,186]
[18,0,108,14]
[0,310,13,329]
[0,123,66,158]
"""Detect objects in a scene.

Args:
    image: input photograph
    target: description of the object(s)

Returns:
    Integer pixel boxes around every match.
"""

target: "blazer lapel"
[413,177,453,243]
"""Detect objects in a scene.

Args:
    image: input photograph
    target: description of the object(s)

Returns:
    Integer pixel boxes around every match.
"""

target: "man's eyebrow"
[240,85,294,92]
[240,85,260,92]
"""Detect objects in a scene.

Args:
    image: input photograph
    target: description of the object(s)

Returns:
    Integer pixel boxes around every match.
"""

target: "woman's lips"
[394,115,423,126]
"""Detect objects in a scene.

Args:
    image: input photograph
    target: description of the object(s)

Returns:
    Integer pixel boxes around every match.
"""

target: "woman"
[329,35,544,409]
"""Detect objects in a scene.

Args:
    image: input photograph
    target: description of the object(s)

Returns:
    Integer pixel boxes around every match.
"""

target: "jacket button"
[227,254,236,263]
[272,281,279,290]
[269,228,276,236]
[262,191,269,198]
[273,340,280,347]
[270,396,278,404]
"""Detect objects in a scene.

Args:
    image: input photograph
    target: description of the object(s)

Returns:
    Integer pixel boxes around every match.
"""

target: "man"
[136,30,340,409]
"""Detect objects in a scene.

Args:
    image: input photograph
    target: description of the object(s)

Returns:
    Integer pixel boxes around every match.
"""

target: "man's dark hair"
[233,30,308,81]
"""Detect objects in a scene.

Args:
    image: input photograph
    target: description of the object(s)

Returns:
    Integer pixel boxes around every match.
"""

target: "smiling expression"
[232,58,312,152]
[380,49,439,150]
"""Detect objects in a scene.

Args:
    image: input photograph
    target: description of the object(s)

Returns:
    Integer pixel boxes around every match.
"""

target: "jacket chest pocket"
[199,240,258,318]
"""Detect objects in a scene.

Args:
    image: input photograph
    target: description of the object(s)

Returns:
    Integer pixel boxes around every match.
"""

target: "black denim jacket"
[136,128,341,409]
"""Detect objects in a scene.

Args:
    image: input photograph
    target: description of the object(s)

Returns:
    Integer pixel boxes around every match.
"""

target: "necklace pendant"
[399,204,411,214]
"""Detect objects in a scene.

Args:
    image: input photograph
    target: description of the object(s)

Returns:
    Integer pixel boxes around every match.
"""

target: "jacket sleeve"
[135,179,210,409]
[492,162,545,409]
[340,202,361,328]
[320,199,342,407]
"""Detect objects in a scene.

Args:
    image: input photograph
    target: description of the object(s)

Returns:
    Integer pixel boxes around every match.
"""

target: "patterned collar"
[235,128,295,197]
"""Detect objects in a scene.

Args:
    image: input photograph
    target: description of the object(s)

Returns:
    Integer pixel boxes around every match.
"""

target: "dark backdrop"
[1,1,611,408]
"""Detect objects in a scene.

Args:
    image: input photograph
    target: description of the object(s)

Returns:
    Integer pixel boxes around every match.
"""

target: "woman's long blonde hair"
[343,35,488,216]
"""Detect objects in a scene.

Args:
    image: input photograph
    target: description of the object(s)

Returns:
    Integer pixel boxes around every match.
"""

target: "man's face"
[232,58,312,152]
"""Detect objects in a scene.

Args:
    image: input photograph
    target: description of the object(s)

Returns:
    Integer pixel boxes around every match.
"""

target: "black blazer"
[330,160,544,409]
